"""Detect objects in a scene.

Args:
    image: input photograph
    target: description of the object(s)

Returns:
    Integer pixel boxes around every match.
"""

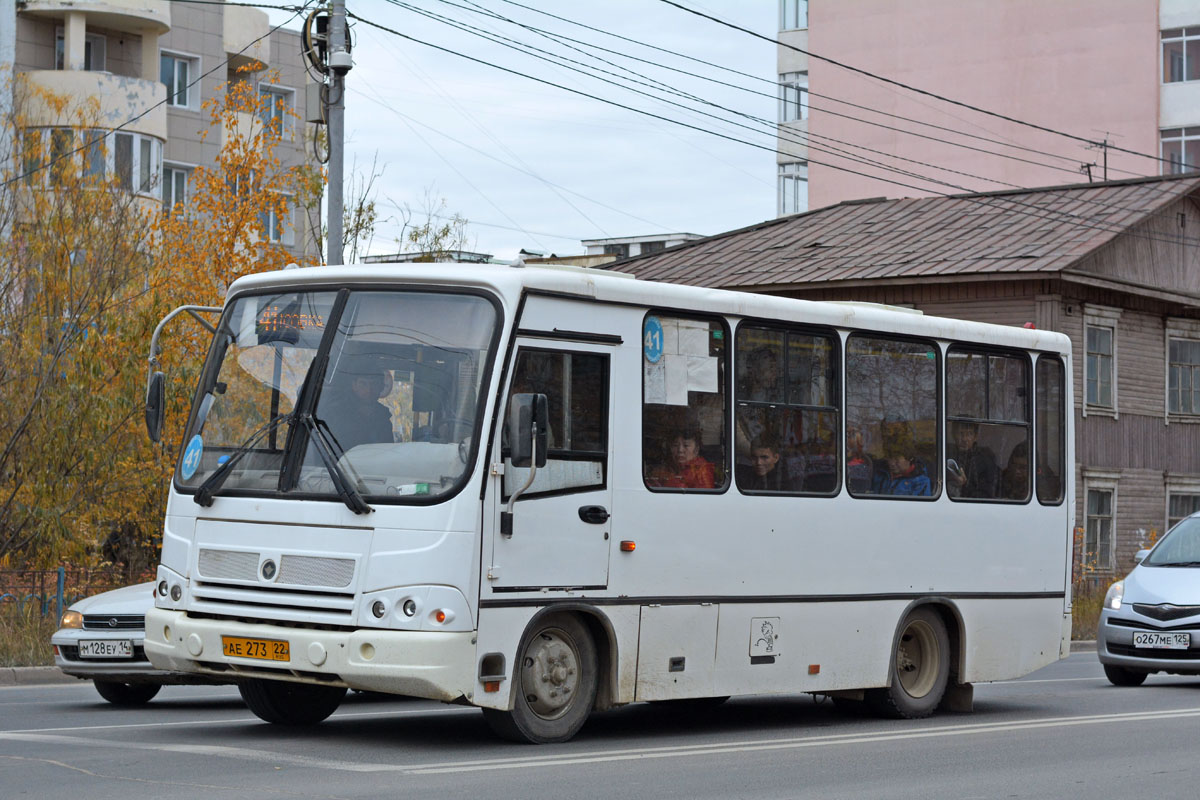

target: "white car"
[51,581,226,704]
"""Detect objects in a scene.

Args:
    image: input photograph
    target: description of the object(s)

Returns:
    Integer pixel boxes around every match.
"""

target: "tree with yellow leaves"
[0,70,320,573]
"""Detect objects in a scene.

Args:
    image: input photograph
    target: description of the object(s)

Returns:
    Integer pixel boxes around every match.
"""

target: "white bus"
[144,262,1074,743]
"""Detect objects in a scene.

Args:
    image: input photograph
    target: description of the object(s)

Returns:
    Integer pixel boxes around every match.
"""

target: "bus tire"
[867,606,950,719]
[238,678,347,725]
[1103,664,1148,687]
[93,680,161,706]
[483,614,598,744]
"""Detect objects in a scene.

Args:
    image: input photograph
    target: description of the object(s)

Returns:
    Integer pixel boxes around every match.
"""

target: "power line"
[349,10,1200,248]
[380,1,1158,219]
[5,2,314,188]
[657,0,1170,168]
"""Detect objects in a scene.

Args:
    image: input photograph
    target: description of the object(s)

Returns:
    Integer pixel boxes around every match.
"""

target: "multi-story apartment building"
[777,0,1200,215]
[4,0,319,257]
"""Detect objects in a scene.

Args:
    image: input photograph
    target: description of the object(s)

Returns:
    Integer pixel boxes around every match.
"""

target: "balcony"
[18,70,167,140]
[19,0,170,35]
[225,6,271,73]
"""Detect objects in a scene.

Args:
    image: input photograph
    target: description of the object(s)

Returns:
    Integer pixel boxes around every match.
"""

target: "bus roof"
[226,262,1071,355]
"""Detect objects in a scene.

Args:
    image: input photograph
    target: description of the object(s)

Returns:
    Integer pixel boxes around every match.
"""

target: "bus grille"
[191,581,355,624]
[197,548,355,588]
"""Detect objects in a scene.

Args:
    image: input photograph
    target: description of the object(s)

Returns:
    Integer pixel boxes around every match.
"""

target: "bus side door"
[486,341,613,590]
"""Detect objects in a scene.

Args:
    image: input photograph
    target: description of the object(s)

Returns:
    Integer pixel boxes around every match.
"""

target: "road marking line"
[2,706,1199,775]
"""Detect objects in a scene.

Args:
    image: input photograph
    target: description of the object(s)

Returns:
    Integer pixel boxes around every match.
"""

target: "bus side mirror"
[507,392,548,468]
[145,371,165,443]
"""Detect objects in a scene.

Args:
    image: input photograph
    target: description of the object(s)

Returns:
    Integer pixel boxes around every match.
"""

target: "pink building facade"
[778,0,1200,213]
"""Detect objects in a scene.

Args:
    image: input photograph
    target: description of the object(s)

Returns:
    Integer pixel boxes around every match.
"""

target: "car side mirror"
[507,392,548,468]
[1134,549,1150,564]
[145,371,165,443]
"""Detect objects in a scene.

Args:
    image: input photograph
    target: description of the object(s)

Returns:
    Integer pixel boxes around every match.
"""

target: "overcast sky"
[269,1,776,260]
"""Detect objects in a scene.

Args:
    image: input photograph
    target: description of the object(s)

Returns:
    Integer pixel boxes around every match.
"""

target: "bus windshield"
[177,288,499,503]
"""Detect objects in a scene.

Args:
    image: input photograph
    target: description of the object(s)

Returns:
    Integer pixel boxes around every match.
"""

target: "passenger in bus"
[736,437,794,492]
[649,425,716,489]
[947,421,998,498]
[1001,441,1031,500]
[321,361,394,452]
[740,346,783,403]
[873,421,931,496]
[845,423,873,494]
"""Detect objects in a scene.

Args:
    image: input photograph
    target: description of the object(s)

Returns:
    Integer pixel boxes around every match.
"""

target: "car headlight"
[1103,580,1124,611]
[59,610,83,629]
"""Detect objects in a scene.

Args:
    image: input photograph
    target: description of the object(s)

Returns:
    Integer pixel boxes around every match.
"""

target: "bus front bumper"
[144,607,477,701]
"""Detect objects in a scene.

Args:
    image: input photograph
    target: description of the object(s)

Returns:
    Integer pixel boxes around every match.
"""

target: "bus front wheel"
[867,607,950,719]
[239,678,347,725]
[483,614,598,744]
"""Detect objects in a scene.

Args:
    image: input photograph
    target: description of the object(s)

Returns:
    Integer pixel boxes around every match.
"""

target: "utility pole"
[326,0,352,265]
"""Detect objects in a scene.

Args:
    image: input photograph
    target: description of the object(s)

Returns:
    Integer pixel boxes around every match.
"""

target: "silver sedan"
[1097,515,1200,686]
[51,582,226,705]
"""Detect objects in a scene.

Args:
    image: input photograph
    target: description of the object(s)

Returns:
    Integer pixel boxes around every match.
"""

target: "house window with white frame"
[160,52,198,108]
[1161,128,1200,175]
[162,165,189,215]
[113,132,161,195]
[780,0,808,30]
[55,30,106,71]
[1162,28,1200,83]
[778,161,808,216]
[1085,323,1114,409]
[779,72,808,123]
[259,196,294,246]
[1084,486,1116,571]
[1168,491,1200,530]
[259,85,295,138]
[1168,337,1200,414]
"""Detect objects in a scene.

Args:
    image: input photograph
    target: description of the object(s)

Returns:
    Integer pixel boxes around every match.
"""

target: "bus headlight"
[402,599,417,617]
[371,600,387,619]
[1103,580,1124,610]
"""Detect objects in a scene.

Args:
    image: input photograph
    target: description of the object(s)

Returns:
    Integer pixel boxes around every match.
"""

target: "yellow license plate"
[221,636,289,662]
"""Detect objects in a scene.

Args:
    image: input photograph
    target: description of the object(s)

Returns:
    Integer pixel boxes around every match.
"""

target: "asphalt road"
[1,653,1197,800]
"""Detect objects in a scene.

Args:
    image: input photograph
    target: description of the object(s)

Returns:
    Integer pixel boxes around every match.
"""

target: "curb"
[1070,640,1097,652]
[0,666,79,686]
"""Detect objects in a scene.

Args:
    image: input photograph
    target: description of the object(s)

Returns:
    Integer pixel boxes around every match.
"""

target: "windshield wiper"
[194,413,294,507]
[1154,561,1200,567]
[300,412,373,515]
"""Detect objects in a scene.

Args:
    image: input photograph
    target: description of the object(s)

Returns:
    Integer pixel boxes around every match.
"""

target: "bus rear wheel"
[867,607,950,719]
[483,614,598,744]
[239,678,347,725]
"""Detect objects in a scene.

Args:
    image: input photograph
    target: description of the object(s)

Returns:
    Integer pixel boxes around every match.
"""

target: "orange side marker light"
[808,664,820,675]
[619,540,636,552]
[484,681,501,693]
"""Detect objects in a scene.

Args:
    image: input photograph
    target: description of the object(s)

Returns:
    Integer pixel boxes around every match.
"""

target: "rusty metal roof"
[618,175,1200,289]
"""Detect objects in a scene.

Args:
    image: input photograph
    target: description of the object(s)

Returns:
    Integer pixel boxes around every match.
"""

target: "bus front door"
[486,342,613,590]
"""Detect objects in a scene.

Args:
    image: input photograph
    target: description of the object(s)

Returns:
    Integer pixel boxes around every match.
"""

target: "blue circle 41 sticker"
[643,316,664,363]
[181,435,204,480]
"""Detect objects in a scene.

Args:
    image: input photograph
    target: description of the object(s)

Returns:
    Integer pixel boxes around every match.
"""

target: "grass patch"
[0,604,58,667]
[1071,578,1106,640]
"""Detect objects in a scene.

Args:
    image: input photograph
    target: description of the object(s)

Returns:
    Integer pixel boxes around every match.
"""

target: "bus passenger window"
[845,335,939,498]
[643,314,728,492]
[503,349,608,497]
[734,324,838,495]
[946,349,1030,502]
[1035,356,1065,504]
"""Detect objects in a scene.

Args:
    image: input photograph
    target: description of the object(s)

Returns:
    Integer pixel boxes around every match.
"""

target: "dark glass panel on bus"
[1035,356,1066,505]
[946,349,1030,502]
[845,335,938,499]
[642,314,728,492]
[178,290,498,502]
[735,325,839,494]
[503,349,609,498]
